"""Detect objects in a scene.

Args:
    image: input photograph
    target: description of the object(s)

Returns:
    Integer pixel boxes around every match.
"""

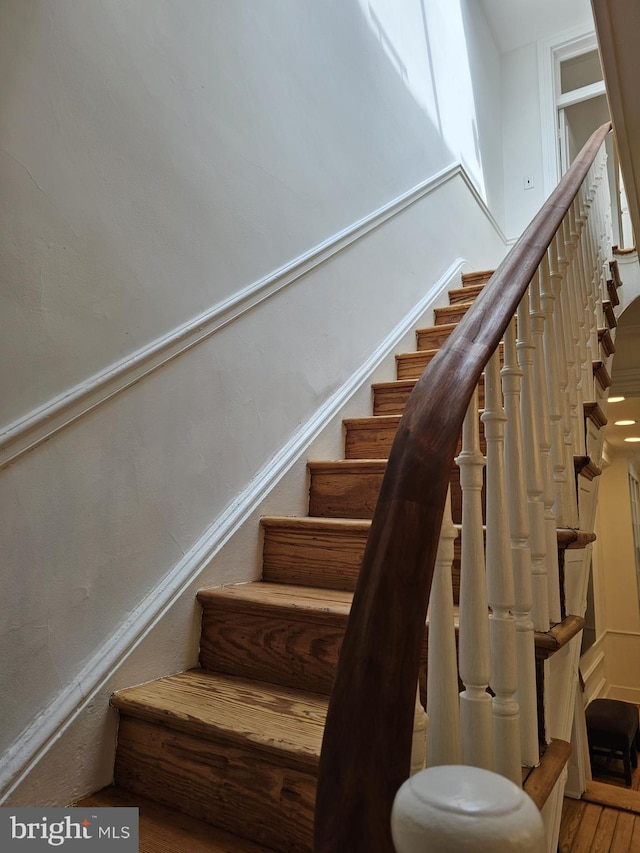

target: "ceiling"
[480,0,594,53]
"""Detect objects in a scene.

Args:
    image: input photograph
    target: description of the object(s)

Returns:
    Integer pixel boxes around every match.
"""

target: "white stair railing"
[410,128,616,800]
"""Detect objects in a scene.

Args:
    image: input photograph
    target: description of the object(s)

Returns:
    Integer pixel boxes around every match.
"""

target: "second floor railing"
[314,121,613,852]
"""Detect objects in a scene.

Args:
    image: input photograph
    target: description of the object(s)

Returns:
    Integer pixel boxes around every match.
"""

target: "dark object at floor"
[586,698,640,786]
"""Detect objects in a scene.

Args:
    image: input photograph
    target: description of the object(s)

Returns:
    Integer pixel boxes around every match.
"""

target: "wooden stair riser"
[309,460,482,527]
[461,270,494,288]
[114,716,315,853]
[344,418,486,461]
[261,519,369,591]
[198,585,428,700]
[198,594,349,695]
[395,346,504,382]
[373,380,485,416]
[448,283,485,304]
[434,303,471,325]
[396,349,439,381]
[416,323,457,351]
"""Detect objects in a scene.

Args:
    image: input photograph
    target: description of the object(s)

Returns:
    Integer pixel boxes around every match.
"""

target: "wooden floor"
[560,761,640,851]
[76,787,276,852]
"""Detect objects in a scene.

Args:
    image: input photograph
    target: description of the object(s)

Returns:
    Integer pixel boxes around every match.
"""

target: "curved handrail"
[314,121,612,852]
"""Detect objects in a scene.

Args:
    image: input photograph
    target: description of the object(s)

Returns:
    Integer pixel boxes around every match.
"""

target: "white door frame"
[537,25,601,196]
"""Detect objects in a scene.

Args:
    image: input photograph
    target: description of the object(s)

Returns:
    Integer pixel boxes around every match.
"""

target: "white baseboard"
[605,685,640,703]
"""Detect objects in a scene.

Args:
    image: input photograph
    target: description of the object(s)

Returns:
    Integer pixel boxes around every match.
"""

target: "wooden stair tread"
[598,327,615,357]
[261,516,371,532]
[522,739,572,810]
[112,670,326,770]
[574,456,602,481]
[603,300,617,329]
[593,359,612,390]
[198,581,353,619]
[534,615,585,658]
[75,787,276,853]
[557,528,597,549]
[610,258,623,289]
[307,458,388,472]
[585,399,608,427]
[342,414,401,430]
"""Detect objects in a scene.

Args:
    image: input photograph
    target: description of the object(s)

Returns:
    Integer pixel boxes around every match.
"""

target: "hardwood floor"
[560,737,640,851]
[559,796,640,851]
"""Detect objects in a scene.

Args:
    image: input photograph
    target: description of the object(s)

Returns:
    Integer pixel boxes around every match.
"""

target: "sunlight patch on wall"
[358,0,486,200]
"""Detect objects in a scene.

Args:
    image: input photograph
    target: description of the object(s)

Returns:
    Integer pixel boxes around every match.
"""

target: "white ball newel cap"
[391,765,545,853]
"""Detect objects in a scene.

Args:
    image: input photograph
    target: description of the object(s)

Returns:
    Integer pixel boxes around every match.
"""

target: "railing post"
[456,389,493,771]
[502,318,539,768]
[425,488,461,768]
[482,351,521,784]
[392,766,545,852]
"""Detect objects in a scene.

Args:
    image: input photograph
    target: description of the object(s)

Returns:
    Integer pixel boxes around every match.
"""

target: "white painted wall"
[497,3,596,240]
[501,43,547,238]
[1,0,509,805]
[591,453,640,698]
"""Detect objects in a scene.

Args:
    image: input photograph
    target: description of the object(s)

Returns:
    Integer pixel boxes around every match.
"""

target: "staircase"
[78,263,614,851]
[74,123,621,852]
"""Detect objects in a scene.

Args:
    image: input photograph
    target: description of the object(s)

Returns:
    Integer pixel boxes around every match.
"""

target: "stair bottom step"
[115,714,315,853]
[75,786,277,852]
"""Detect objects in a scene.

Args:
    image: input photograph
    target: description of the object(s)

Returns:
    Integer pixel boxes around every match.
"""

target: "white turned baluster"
[548,226,584,480]
[392,766,545,853]
[578,184,602,435]
[501,318,539,767]
[456,388,493,771]
[482,351,521,784]
[426,487,461,768]
[517,284,550,633]
[530,269,562,625]
[548,235,580,531]
[565,211,589,418]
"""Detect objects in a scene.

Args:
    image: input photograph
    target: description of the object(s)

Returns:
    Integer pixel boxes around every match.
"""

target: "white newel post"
[426,488,461,768]
[456,389,493,771]
[391,765,545,852]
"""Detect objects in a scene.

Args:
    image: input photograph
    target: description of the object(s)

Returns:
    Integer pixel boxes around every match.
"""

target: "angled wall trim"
[0,257,468,802]
[0,162,505,471]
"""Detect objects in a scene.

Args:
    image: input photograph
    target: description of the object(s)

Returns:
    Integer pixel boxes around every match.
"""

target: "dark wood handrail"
[314,121,612,852]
